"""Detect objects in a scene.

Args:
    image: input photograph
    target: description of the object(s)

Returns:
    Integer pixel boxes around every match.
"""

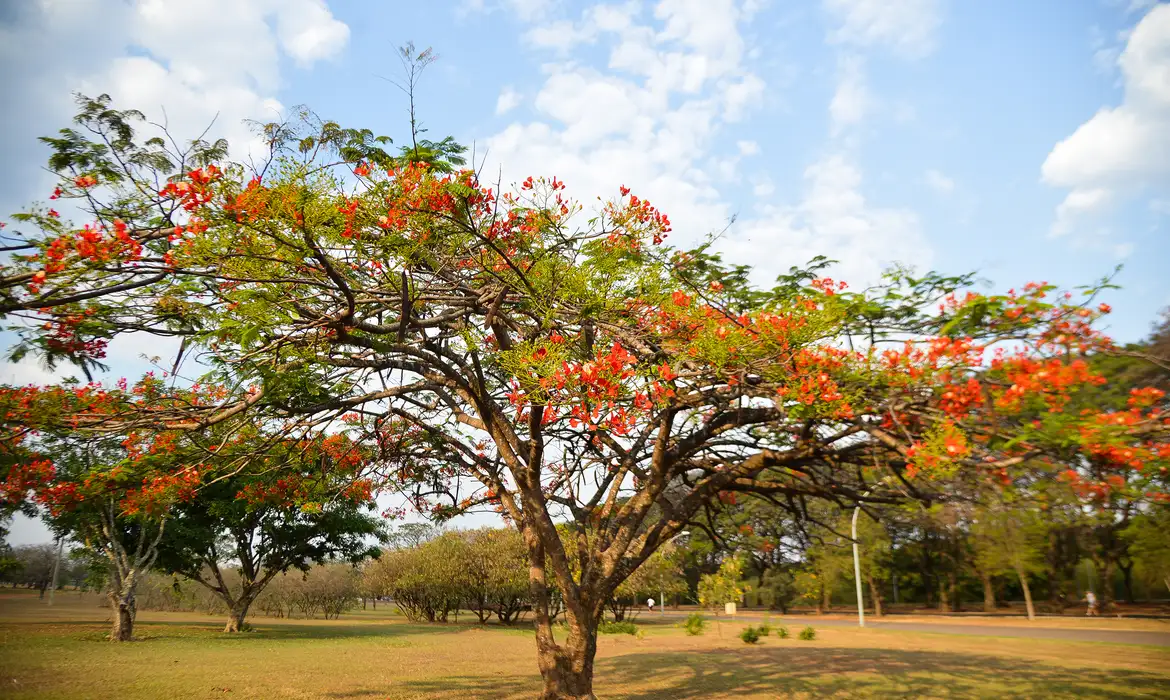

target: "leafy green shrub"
[777,625,790,639]
[681,612,707,636]
[757,623,772,636]
[799,626,816,641]
[599,620,638,635]
[739,626,761,644]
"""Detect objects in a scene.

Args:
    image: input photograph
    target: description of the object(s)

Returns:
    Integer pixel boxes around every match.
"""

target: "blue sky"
[2,0,1169,543]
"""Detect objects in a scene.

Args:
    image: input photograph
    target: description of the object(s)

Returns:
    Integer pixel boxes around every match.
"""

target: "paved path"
[646,611,1170,647]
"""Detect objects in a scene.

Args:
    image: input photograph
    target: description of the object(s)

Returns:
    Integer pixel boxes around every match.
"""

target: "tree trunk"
[224,597,253,633]
[109,591,135,641]
[938,580,949,612]
[980,571,996,613]
[1098,558,1114,611]
[534,612,598,700]
[1118,561,1135,604]
[1014,563,1035,621]
[865,574,883,618]
[948,570,960,612]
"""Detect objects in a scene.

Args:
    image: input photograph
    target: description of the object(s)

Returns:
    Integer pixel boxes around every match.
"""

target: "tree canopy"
[1,93,1167,698]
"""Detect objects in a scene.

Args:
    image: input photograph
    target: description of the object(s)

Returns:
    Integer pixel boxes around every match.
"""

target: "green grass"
[2,591,1168,699]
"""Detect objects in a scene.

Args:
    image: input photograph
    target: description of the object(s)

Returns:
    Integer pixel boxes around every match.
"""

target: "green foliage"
[682,612,707,636]
[777,625,790,639]
[757,623,772,636]
[698,555,750,609]
[598,620,639,635]
[738,626,761,644]
[1122,508,1170,592]
[608,544,686,621]
[799,626,817,641]
[759,568,798,612]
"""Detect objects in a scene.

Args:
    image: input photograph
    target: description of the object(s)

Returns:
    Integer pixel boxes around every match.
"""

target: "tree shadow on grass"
[601,647,1170,699]
[4,617,465,643]
[394,646,1170,699]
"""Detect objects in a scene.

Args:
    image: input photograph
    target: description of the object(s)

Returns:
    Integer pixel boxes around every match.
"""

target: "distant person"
[1085,591,1098,617]
[647,597,655,613]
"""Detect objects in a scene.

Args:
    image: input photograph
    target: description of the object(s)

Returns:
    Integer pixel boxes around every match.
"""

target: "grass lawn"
[2,589,1168,699]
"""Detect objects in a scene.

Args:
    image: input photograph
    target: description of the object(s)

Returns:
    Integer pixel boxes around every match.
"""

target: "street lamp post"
[851,499,866,628]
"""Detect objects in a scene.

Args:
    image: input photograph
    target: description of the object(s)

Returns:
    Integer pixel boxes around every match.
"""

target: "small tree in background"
[972,498,1048,620]
[154,440,385,632]
[698,555,749,613]
[608,545,685,621]
[1122,507,1170,594]
[464,527,529,624]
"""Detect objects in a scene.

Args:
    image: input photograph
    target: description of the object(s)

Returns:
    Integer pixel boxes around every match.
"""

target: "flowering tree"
[2,95,1168,697]
[18,430,199,641]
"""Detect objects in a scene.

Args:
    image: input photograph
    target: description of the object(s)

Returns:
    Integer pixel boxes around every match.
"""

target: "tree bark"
[534,611,599,700]
[1014,563,1035,621]
[109,590,135,641]
[224,597,253,633]
[980,571,996,613]
[1118,560,1135,604]
[1098,558,1114,611]
[865,574,883,618]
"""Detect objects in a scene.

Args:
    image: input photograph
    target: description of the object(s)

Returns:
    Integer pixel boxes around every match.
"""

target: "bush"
[777,625,790,639]
[739,626,761,644]
[799,626,816,641]
[757,623,772,636]
[599,620,639,635]
[681,612,707,636]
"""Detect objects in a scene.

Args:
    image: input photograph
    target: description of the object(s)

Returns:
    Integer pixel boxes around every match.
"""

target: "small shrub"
[757,623,772,636]
[777,625,790,639]
[799,626,816,641]
[739,626,761,644]
[635,628,646,640]
[681,612,707,636]
[599,620,638,636]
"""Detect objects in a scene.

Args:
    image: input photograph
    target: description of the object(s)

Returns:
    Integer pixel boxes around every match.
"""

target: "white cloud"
[1051,187,1113,237]
[0,0,349,386]
[737,140,760,155]
[462,0,554,23]
[829,54,869,136]
[1041,3,1170,241]
[724,154,931,287]
[752,176,775,197]
[274,0,350,65]
[484,0,763,255]
[823,0,942,58]
[496,86,523,115]
[484,0,932,291]
[924,168,955,194]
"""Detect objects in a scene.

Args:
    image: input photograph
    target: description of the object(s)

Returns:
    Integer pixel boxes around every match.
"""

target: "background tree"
[5,544,55,593]
[972,498,1048,620]
[697,555,748,612]
[463,527,530,624]
[1122,506,1170,594]
[154,437,385,632]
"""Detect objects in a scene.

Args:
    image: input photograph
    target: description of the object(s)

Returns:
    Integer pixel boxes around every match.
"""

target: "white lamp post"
[851,498,867,628]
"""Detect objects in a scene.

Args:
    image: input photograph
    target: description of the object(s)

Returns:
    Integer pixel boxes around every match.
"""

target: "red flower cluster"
[159,165,222,211]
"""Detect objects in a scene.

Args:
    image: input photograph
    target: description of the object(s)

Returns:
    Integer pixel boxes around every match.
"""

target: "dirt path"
[649,611,1170,647]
